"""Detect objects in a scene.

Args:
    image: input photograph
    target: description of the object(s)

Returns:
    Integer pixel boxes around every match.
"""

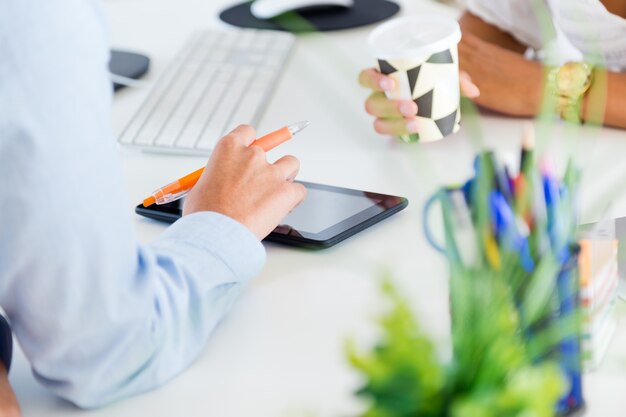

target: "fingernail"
[400,102,418,117]
[379,77,394,91]
[406,119,420,133]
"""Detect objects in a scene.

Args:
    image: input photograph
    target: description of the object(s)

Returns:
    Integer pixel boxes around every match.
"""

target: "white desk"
[11,0,626,415]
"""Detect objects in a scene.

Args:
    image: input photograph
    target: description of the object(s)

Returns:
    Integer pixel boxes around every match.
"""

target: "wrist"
[505,58,543,116]
[546,62,594,123]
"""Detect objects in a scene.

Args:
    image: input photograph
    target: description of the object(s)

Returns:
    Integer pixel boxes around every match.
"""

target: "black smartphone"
[136,181,408,249]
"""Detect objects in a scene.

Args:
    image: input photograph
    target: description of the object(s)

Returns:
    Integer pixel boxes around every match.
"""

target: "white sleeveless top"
[464,0,626,70]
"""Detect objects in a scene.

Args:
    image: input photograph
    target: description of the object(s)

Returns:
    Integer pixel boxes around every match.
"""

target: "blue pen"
[543,174,563,251]
[461,177,473,206]
[492,192,534,272]
[490,192,535,272]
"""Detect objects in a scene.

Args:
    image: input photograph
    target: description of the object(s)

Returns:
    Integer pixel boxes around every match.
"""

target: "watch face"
[556,62,591,94]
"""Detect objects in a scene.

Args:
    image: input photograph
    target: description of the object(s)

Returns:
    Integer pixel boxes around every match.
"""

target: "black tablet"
[135,181,408,249]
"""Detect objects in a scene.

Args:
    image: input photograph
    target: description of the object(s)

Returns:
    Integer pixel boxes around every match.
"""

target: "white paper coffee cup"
[368,15,462,143]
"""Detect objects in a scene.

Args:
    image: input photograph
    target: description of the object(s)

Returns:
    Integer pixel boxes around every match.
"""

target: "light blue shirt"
[0,0,266,408]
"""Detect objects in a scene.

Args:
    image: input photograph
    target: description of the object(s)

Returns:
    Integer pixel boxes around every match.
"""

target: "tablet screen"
[281,186,382,234]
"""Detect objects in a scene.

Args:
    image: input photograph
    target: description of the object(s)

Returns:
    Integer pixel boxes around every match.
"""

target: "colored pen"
[143,121,310,207]
[484,233,501,270]
[520,122,535,178]
[490,191,535,272]
[543,173,562,250]
[489,151,513,203]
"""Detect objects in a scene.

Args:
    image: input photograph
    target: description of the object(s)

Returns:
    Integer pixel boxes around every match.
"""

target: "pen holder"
[423,188,465,263]
[347,149,585,417]
[423,179,584,416]
[553,249,584,415]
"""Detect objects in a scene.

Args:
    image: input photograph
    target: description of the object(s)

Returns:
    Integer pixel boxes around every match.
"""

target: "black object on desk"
[219,0,400,33]
[109,50,150,92]
[136,181,408,249]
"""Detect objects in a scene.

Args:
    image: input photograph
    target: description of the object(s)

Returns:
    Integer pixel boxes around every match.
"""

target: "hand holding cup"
[359,69,480,137]
[363,15,479,142]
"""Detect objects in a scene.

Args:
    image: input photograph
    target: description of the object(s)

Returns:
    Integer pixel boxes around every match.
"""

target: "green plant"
[348,275,568,417]
[347,280,445,417]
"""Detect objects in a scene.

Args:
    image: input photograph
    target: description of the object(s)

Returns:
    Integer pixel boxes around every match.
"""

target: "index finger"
[358,68,394,92]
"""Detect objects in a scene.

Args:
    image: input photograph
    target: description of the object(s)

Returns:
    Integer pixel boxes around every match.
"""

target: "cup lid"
[368,15,462,60]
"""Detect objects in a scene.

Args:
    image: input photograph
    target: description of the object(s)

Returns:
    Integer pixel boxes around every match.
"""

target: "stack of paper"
[579,238,619,370]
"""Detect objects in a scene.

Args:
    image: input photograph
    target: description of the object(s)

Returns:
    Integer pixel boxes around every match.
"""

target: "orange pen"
[142,121,309,207]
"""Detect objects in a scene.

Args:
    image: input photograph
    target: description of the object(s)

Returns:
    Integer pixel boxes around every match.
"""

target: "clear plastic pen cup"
[368,15,462,143]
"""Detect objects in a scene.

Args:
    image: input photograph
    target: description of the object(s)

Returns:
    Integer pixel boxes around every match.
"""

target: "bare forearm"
[459,31,543,116]
[460,11,626,128]
[459,11,543,116]
[459,11,528,53]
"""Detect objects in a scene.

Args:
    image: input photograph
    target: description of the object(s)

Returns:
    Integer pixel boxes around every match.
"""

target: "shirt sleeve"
[0,316,12,374]
[463,0,544,50]
[0,0,265,408]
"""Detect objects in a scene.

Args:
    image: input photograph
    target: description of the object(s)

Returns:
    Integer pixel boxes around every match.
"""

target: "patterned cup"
[368,15,462,143]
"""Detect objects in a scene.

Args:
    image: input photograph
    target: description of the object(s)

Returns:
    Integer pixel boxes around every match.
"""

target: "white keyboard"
[119,29,295,155]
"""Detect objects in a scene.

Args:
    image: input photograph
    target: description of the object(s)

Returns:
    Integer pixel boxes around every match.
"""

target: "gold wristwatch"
[546,62,594,123]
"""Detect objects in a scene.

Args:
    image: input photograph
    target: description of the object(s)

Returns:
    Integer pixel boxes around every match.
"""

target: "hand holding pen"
[173,124,309,240]
[144,121,309,207]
